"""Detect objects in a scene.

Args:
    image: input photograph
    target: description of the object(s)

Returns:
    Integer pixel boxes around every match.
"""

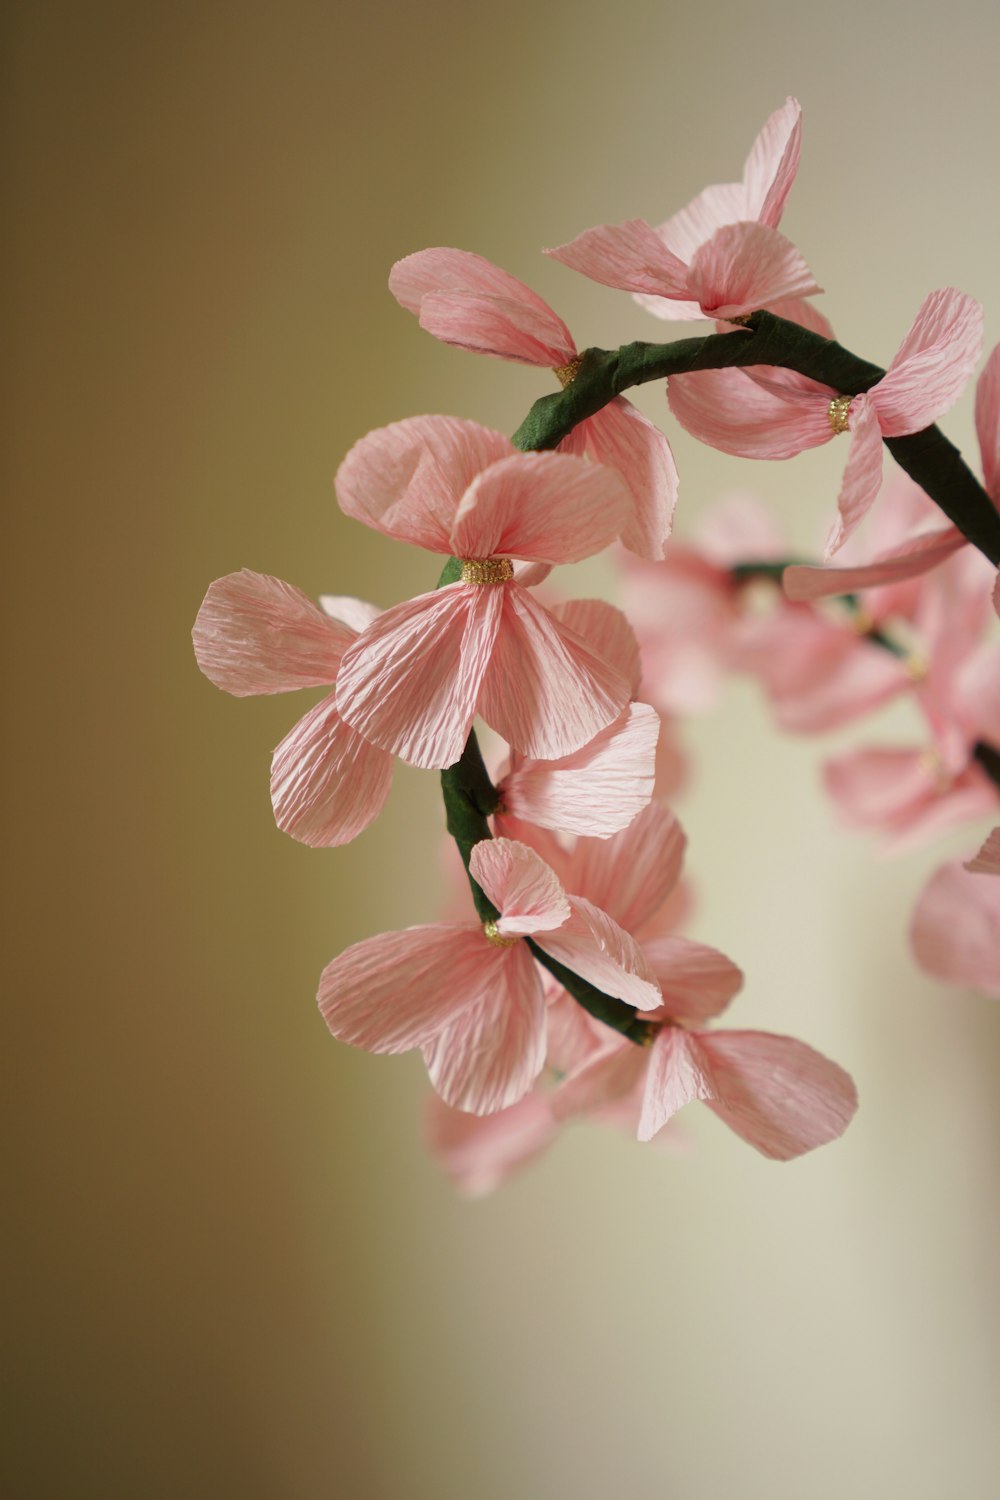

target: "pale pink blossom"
[910,858,1000,997]
[389,248,677,559]
[193,570,393,847]
[547,99,817,324]
[424,1090,559,1197]
[334,415,634,769]
[317,838,661,1116]
[966,827,1000,875]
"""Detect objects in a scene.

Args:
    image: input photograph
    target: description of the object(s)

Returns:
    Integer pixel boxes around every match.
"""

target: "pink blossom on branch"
[910,858,1000,997]
[389,247,677,560]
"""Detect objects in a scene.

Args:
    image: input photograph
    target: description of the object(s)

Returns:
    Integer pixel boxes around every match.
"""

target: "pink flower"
[966,827,1000,875]
[389,248,677,559]
[910,858,1000,997]
[424,1091,559,1198]
[546,98,819,323]
[317,837,661,1116]
[333,415,634,769]
[668,291,984,555]
[193,571,393,846]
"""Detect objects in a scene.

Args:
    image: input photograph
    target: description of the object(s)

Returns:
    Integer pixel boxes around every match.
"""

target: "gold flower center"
[460,557,514,586]
[483,919,519,948]
[553,357,583,389]
[828,395,852,435]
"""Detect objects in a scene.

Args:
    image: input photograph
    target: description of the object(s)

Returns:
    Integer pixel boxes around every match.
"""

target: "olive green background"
[6,3,1000,1496]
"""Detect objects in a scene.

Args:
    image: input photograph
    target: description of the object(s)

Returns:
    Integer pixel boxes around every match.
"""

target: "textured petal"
[559,802,686,935]
[784,525,966,601]
[975,343,1000,503]
[318,924,494,1053]
[911,860,1000,996]
[966,827,1000,876]
[469,837,570,935]
[534,894,662,1011]
[742,96,802,227]
[389,247,576,366]
[424,1090,557,1197]
[643,937,744,1024]
[699,1031,858,1159]
[335,584,504,769]
[825,393,884,556]
[668,365,832,459]
[451,451,630,564]
[552,1040,645,1122]
[545,218,689,298]
[422,942,547,1113]
[657,181,748,263]
[687,222,821,321]
[499,703,659,839]
[317,595,380,633]
[823,746,940,830]
[873,289,984,437]
[270,693,393,847]
[577,397,677,560]
[335,414,513,553]
[638,1027,719,1142]
[552,598,642,695]
[478,586,630,759]
[193,569,348,696]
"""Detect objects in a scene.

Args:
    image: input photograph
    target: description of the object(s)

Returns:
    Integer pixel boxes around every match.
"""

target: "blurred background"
[6,2,1000,1495]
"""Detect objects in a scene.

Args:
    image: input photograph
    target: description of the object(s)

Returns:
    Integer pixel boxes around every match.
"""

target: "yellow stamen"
[553,356,583,389]
[918,748,951,792]
[904,653,929,683]
[828,395,852,435]
[483,919,518,948]
[460,557,514,586]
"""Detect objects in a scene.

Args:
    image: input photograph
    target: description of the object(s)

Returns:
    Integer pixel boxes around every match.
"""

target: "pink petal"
[318,595,380,633]
[823,746,939,830]
[551,1038,645,1122]
[451,451,630,564]
[552,598,642,695]
[975,343,1000,503]
[742,96,802,227]
[335,583,504,769]
[534,894,662,1011]
[193,569,348,696]
[318,923,495,1053]
[656,182,748,265]
[270,692,393,847]
[424,1090,557,1197]
[784,525,966,601]
[873,288,984,437]
[642,937,744,1024]
[545,218,690,298]
[389,247,576,366]
[335,414,512,554]
[687,222,822,321]
[742,612,910,733]
[765,295,835,339]
[693,490,789,565]
[911,859,1000,996]
[966,827,1000,876]
[698,1030,858,1159]
[638,1027,719,1142]
[477,585,630,759]
[422,942,547,1113]
[559,802,686,935]
[576,397,677,560]
[498,702,660,839]
[469,837,571,935]
[668,365,832,459]
[825,393,885,556]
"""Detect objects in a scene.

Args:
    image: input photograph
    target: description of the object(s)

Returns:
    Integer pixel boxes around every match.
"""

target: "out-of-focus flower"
[910,858,1000,997]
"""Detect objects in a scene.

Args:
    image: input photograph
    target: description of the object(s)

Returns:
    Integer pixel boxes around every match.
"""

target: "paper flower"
[910,858,1000,997]
[334,415,634,768]
[389,247,677,559]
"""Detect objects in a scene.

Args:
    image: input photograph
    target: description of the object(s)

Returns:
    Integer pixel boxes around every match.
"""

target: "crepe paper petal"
[687,222,822,321]
[551,1039,646,1122]
[336,583,504,769]
[193,569,350,696]
[577,398,678,560]
[966,828,1000,875]
[469,837,571,936]
[740,613,911,734]
[451,451,630,565]
[638,1026,719,1142]
[743,96,803,227]
[911,860,1000,997]
[545,218,690,298]
[560,802,687,937]
[693,490,790,566]
[642,937,744,1024]
[656,182,749,267]
[498,703,660,839]
[765,295,835,340]
[668,365,832,459]
[335,414,513,554]
[873,289,984,437]
[552,598,642,695]
[318,923,495,1054]
[269,692,393,847]
[422,942,548,1114]
[534,894,662,1011]
[698,1031,858,1159]
[784,525,966,601]
[389,247,576,367]
[823,746,943,830]
[879,769,999,856]
[825,394,884,556]
[424,1090,558,1197]
[976,343,1000,502]
[512,560,553,589]
[318,595,381,633]
[477,586,630,760]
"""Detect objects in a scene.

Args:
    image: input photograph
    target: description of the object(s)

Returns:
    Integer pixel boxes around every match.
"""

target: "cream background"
[6,2,1000,1496]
